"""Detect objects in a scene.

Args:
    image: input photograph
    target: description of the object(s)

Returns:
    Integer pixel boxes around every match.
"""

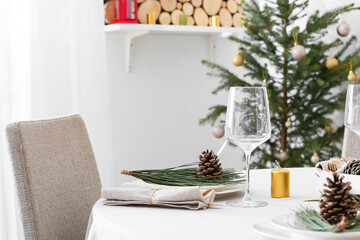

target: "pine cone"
[319,173,357,225]
[197,149,224,179]
[343,160,360,175]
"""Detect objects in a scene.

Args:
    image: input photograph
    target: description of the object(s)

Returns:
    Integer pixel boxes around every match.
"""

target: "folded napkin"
[315,157,356,173]
[101,181,216,210]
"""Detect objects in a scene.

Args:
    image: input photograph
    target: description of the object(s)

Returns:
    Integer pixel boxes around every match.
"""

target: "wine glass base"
[226,199,268,208]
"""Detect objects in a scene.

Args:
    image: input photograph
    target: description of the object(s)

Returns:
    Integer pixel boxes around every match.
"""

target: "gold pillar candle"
[180,14,188,25]
[271,162,290,198]
[210,15,220,27]
[147,12,156,24]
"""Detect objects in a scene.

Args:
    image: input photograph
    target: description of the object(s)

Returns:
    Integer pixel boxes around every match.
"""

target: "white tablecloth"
[86,168,319,240]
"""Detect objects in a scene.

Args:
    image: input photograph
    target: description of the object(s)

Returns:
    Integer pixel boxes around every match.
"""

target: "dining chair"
[342,127,360,159]
[6,114,102,240]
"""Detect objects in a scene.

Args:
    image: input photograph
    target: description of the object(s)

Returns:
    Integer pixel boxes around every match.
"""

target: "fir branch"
[199,105,226,125]
[121,163,245,186]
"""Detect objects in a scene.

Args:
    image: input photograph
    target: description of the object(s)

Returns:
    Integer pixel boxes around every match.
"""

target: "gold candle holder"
[210,15,220,27]
[147,12,156,24]
[271,160,290,198]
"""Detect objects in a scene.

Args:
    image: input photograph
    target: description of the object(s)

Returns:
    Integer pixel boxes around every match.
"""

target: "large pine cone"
[343,160,360,175]
[319,173,357,225]
[197,149,224,179]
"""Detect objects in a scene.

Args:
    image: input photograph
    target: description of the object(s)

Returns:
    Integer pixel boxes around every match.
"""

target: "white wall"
[28,0,360,187]
[106,34,244,185]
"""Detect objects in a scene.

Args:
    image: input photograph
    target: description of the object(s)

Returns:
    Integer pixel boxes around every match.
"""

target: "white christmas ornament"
[337,21,351,37]
[213,125,224,138]
[285,118,292,128]
[330,122,338,134]
[291,44,306,60]
[278,150,289,162]
[311,153,319,164]
[262,80,268,87]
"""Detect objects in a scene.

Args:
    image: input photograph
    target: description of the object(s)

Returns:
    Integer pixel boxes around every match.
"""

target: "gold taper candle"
[271,160,289,198]
[147,12,156,24]
[210,15,220,27]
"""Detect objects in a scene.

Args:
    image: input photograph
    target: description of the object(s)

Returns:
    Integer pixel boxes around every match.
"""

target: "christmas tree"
[200,0,360,168]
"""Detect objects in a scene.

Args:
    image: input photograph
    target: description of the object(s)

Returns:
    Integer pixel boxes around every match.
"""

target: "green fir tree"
[200,0,360,168]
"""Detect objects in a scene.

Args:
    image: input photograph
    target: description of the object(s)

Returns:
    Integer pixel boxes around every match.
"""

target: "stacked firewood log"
[104,0,243,27]
[138,0,243,27]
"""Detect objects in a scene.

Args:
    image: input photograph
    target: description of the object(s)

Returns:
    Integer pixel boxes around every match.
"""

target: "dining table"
[85,167,321,240]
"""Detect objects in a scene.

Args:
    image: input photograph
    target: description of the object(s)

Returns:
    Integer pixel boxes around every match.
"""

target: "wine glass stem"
[243,151,252,202]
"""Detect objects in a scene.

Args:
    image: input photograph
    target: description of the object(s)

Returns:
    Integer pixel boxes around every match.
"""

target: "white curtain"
[0,0,110,238]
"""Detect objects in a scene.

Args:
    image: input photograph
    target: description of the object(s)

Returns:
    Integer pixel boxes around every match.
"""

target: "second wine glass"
[225,87,271,208]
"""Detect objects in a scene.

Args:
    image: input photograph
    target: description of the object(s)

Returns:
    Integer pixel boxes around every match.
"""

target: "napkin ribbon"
[149,188,162,205]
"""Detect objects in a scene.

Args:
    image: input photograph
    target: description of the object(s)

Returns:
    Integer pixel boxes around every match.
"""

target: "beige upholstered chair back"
[6,115,102,240]
[342,127,360,159]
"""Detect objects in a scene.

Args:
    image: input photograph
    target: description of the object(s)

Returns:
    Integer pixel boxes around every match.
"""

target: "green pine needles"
[296,206,360,232]
[121,163,245,186]
[200,0,360,168]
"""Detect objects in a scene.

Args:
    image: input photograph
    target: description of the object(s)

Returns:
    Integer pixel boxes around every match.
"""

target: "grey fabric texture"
[342,127,360,159]
[6,114,102,240]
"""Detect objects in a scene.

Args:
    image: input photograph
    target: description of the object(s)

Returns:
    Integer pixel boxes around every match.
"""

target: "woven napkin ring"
[149,188,162,205]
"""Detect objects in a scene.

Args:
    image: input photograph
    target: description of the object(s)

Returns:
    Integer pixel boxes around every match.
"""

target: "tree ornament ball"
[285,119,292,128]
[326,56,339,69]
[348,71,356,82]
[330,122,338,134]
[278,151,289,162]
[337,21,351,37]
[291,44,306,60]
[311,153,319,164]
[213,125,224,138]
[232,53,244,66]
[262,80,268,87]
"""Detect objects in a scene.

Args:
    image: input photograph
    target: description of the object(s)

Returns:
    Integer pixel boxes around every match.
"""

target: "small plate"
[252,221,288,240]
[271,213,360,240]
[200,183,245,196]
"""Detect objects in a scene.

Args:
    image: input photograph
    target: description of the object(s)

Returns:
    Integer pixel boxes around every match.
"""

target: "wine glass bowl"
[225,87,271,208]
[345,84,360,138]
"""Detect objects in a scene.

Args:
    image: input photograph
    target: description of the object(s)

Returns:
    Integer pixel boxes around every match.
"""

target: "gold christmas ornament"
[348,61,356,82]
[232,52,244,66]
[348,71,356,82]
[326,55,339,69]
[337,21,351,37]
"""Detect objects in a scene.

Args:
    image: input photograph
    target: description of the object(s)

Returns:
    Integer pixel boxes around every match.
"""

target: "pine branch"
[199,105,226,125]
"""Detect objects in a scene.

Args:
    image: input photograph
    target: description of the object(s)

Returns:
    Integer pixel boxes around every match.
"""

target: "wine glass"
[225,87,271,208]
[345,84,360,137]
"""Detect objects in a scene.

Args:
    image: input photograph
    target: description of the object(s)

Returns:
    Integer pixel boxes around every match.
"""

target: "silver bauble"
[291,44,306,60]
[337,21,351,37]
[262,80,268,87]
[330,122,338,134]
[213,125,224,138]
[311,153,319,164]
[285,119,292,128]
[278,151,289,162]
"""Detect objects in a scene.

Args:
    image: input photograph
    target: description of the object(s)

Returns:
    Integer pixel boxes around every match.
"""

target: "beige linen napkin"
[101,181,215,210]
[315,157,356,173]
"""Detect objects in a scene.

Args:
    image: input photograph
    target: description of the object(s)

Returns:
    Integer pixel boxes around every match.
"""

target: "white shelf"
[105,23,245,72]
